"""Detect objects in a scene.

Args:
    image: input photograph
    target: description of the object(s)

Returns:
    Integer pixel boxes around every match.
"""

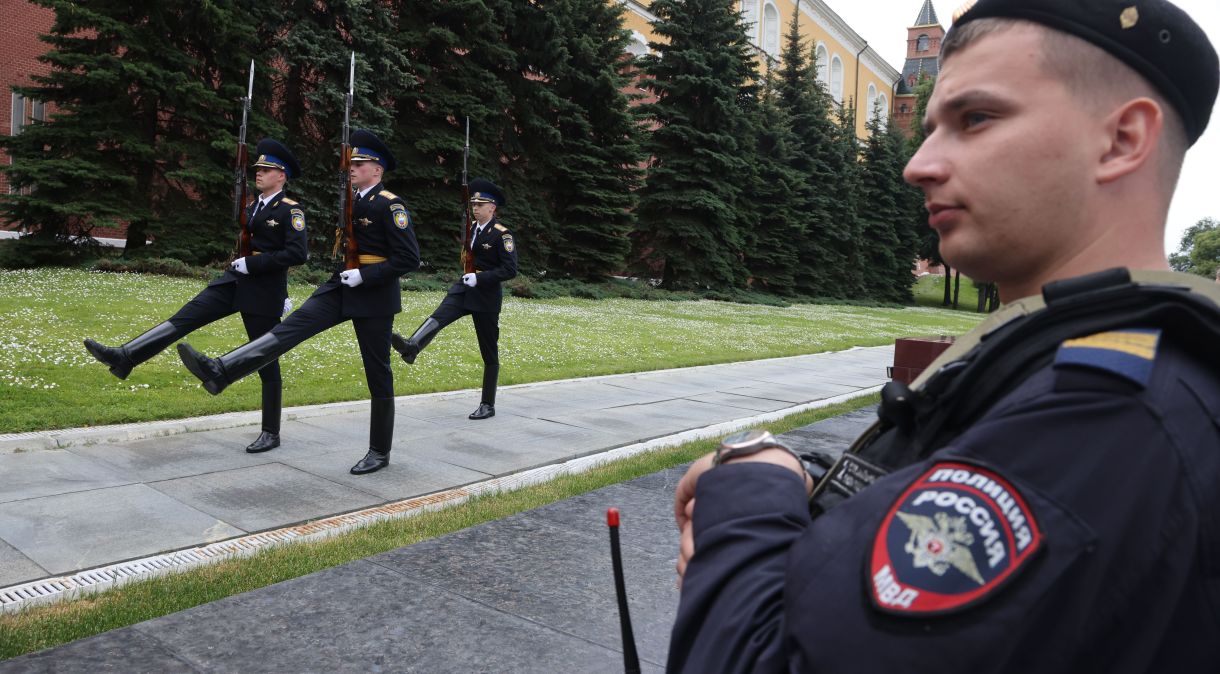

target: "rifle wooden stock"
[460,183,476,274]
[234,142,252,257]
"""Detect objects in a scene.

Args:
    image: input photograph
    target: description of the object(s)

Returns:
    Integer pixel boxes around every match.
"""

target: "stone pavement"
[0,407,878,672]
[0,346,891,594]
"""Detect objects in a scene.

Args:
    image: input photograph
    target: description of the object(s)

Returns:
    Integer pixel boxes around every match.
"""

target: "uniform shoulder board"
[493,223,508,232]
[280,198,298,206]
[1053,328,1160,388]
[378,190,399,200]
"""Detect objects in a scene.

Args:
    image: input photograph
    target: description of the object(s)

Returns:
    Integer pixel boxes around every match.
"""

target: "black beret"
[468,178,507,207]
[950,0,1218,145]
[349,129,397,172]
[251,138,301,179]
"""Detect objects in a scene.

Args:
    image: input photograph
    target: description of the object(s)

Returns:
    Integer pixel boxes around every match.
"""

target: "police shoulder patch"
[1053,328,1160,387]
[868,461,1044,616]
[502,234,514,252]
[281,198,298,206]
[378,190,399,200]
[393,210,409,229]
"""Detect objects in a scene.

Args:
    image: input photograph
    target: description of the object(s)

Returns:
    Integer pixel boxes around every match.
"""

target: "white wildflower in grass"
[0,269,984,434]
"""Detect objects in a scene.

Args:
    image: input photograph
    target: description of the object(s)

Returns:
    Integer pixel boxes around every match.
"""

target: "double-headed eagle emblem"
[896,510,985,585]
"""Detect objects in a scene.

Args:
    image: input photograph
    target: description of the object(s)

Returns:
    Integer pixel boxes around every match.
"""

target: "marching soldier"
[177,130,420,475]
[84,139,307,453]
[391,178,517,420]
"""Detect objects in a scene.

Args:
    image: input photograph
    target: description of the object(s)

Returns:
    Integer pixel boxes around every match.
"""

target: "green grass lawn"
[912,273,986,311]
[0,394,876,661]
[0,269,983,433]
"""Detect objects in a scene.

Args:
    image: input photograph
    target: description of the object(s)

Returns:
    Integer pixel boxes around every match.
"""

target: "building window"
[830,55,844,103]
[816,43,829,85]
[762,3,780,56]
[626,31,649,57]
[741,0,759,44]
[11,91,25,135]
[867,84,877,122]
[877,93,889,130]
[916,34,931,52]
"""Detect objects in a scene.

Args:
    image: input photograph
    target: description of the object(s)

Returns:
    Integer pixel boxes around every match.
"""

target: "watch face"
[721,429,772,450]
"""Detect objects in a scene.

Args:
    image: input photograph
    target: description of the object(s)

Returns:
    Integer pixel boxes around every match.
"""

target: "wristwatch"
[713,429,799,466]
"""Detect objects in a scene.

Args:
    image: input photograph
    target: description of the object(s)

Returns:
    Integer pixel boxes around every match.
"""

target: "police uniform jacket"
[448,216,517,313]
[209,192,308,317]
[669,317,1220,672]
[313,183,420,318]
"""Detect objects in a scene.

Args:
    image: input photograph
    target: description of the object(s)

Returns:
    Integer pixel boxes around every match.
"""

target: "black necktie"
[252,199,264,219]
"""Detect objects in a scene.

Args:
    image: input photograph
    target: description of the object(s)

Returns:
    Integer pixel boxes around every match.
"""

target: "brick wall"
[1,2,54,223]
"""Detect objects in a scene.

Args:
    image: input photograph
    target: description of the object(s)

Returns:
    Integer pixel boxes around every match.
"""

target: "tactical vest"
[807,268,1220,517]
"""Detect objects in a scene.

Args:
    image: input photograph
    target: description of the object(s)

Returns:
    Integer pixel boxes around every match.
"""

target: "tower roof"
[913,0,939,26]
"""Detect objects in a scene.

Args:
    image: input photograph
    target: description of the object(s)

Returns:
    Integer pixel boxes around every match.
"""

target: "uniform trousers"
[428,293,500,405]
[266,288,394,399]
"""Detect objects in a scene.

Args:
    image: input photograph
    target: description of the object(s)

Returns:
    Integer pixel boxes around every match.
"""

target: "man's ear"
[1096,97,1162,184]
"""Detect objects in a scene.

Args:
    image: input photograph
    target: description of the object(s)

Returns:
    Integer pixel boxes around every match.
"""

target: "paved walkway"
[0,407,879,672]
[0,347,890,594]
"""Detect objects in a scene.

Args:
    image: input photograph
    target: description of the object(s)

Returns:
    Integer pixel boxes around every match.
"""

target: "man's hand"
[340,269,363,287]
[674,448,814,582]
[675,453,716,582]
[231,257,249,275]
[462,273,478,288]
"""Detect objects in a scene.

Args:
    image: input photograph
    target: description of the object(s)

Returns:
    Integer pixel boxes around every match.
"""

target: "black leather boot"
[468,403,495,420]
[84,321,179,380]
[469,361,497,420]
[246,385,281,453]
[351,398,395,474]
[390,317,441,364]
[177,333,282,396]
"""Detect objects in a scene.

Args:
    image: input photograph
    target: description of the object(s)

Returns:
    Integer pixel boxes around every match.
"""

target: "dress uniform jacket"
[669,318,1220,672]
[448,216,517,314]
[208,192,308,317]
[312,182,419,317]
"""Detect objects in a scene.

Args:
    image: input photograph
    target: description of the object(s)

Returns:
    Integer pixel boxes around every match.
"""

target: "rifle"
[459,117,477,274]
[332,51,358,269]
[233,60,255,257]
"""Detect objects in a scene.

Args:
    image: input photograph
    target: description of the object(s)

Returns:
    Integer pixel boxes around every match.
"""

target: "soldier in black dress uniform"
[390,178,517,420]
[83,139,308,453]
[176,130,420,475]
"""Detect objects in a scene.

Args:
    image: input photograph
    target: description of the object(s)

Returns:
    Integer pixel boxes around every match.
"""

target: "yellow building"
[617,0,901,139]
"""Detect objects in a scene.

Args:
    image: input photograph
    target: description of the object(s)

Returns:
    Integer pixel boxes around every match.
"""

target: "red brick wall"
[1,2,55,221]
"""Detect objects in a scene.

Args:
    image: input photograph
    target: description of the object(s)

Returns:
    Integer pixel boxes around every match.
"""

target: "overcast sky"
[831,0,1219,254]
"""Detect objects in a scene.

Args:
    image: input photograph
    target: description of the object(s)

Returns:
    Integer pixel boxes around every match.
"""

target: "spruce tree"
[1,0,259,264]
[386,0,515,273]
[775,9,840,296]
[743,73,804,292]
[249,0,414,269]
[535,0,644,280]
[821,103,866,298]
[857,109,921,303]
[634,0,758,289]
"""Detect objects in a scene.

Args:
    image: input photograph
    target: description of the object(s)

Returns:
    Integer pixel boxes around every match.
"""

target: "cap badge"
[1120,6,1139,30]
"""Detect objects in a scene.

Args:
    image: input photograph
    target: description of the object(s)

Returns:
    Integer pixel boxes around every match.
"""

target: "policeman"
[668,1,1220,671]
[177,130,420,475]
[390,178,517,420]
[83,139,307,453]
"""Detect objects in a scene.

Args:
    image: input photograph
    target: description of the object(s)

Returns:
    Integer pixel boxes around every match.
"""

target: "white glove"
[282,297,293,316]
[340,269,364,288]
[462,273,478,288]
[231,257,249,275]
